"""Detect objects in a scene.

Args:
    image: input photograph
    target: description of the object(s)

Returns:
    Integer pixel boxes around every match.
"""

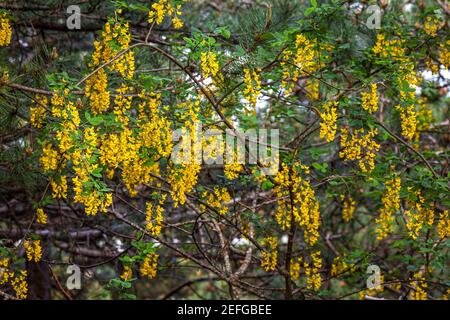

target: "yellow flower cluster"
[113,84,133,124]
[319,101,338,143]
[437,210,449,239]
[224,162,244,180]
[120,265,133,281]
[148,0,186,29]
[372,34,406,61]
[404,189,434,240]
[72,128,113,215]
[423,16,440,37]
[0,258,10,285]
[91,20,134,78]
[330,256,356,277]
[24,240,42,262]
[306,79,319,101]
[290,257,302,281]
[30,95,48,128]
[412,100,432,142]
[50,176,68,199]
[395,104,417,141]
[11,271,28,299]
[339,127,380,173]
[39,144,59,172]
[56,101,80,156]
[140,253,159,279]
[397,62,419,101]
[410,272,427,300]
[0,257,28,299]
[375,176,401,240]
[168,100,201,206]
[440,40,450,69]
[87,20,135,114]
[361,84,378,114]
[201,187,231,215]
[200,51,220,81]
[274,162,320,246]
[145,195,166,237]
[243,68,261,109]
[340,195,355,222]
[305,251,322,291]
[0,13,12,46]
[36,208,47,224]
[281,34,323,94]
[261,236,277,272]
[85,69,110,114]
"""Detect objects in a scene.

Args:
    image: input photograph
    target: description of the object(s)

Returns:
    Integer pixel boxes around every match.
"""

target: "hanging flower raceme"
[305,251,322,291]
[11,271,28,299]
[148,0,188,29]
[437,210,450,239]
[423,16,440,37]
[24,240,42,263]
[36,208,47,224]
[0,12,12,46]
[280,33,327,94]
[140,253,159,279]
[396,104,417,141]
[340,195,355,222]
[201,186,231,215]
[361,84,378,114]
[243,68,261,110]
[168,100,201,207]
[319,101,338,143]
[30,95,48,129]
[339,127,380,173]
[145,194,166,237]
[410,272,427,300]
[274,162,320,246]
[261,236,277,272]
[404,189,434,240]
[200,51,221,84]
[375,176,401,240]
[372,34,406,62]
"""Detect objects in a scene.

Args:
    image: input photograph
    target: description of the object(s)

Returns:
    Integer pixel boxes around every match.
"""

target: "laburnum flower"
[375,176,401,240]
[261,236,277,272]
[305,251,322,291]
[361,84,378,114]
[24,240,42,262]
[36,208,47,224]
[0,13,12,46]
[319,101,338,142]
[140,253,159,279]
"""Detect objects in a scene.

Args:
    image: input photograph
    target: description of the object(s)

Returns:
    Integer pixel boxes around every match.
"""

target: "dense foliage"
[0,0,449,300]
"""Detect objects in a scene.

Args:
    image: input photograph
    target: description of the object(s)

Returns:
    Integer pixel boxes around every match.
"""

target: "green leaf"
[261,180,274,191]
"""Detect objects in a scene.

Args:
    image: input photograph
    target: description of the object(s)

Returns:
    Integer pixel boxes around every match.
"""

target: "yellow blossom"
[375,176,401,240]
[305,251,322,291]
[261,236,277,272]
[11,271,28,299]
[36,208,47,224]
[361,84,378,114]
[0,13,12,46]
[24,240,42,262]
[340,195,355,222]
[319,101,338,142]
[410,272,427,300]
[243,68,261,109]
[339,127,380,173]
[140,253,159,279]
